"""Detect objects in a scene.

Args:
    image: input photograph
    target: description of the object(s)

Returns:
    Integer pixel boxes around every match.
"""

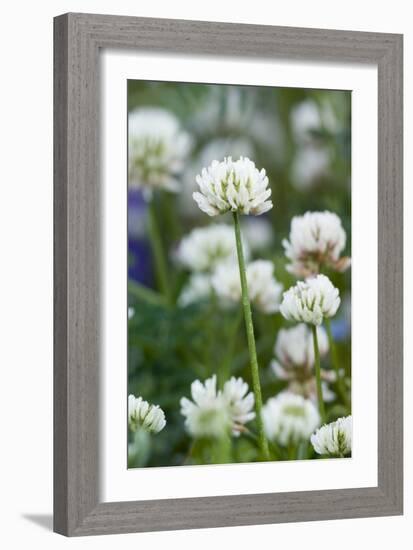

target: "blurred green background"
[127,80,351,468]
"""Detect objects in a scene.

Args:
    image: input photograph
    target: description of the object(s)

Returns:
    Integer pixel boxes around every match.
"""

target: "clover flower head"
[311,415,352,456]
[176,224,248,272]
[128,394,166,434]
[178,273,212,307]
[262,392,320,446]
[212,259,283,314]
[180,375,255,438]
[180,138,255,215]
[193,157,273,217]
[223,377,255,436]
[283,211,351,277]
[280,274,340,326]
[128,107,191,198]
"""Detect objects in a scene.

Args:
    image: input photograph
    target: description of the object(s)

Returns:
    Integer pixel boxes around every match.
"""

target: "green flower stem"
[183,439,198,465]
[287,443,296,460]
[147,199,172,306]
[212,434,232,465]
[233,212,270,461]
[297,441,309,460]
[325,318,350,408]
[311,325,326,423]
[219,309,243,388]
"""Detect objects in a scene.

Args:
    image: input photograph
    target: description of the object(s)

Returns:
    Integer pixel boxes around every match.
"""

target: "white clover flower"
[280,274,340,326]
[128,394,166,434]
[180,375,231,438]
[178,273,212,307]
[262,392,320,446]
[283,211,351,277]
[212,260,283,314]
[311,415,352,456]
[175,224,248,273]
[193,157,272,217]
[242,217,274,252]
[128,107,191,198]
[180,138,255,216]
[223,377,255,436]
[180,375,255,438]
[271,324,336,402]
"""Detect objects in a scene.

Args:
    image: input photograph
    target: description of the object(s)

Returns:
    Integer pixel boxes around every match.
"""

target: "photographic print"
[127,80,352,468]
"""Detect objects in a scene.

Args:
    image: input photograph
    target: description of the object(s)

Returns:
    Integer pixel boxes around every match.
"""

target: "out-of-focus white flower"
[250,111,285,161]
[274,324,329,369]
[289,379,336,403]
[128,307,135,320]
[262,392,320,446]
[201,139,256,168]
[291,100,338,145]
[128,394,166,433]
[291,100,322,144]
[271,324,336,402]
[223,377,255,436]
[242,217,274,252]
[128,108,191,198]
[190,87,256,136]
[283,211,351,277]
[180,375,255,438]
[175,224,248,272]
[291,146,330,189]
[212,260,283,314]
[178,273,212,307]
[311,415,352,456]
[180,375,231,438]
[211,263,241,306]
[245,261,283,313]
[193,157,272,217]
[280,274,340,326]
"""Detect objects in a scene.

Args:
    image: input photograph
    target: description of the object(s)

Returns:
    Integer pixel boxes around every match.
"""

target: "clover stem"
[311,325,326,423]
[219,309,243,388]
[233,211,270,461]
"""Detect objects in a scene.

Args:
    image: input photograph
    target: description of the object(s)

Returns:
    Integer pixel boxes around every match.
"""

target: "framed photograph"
[54,13,403,536]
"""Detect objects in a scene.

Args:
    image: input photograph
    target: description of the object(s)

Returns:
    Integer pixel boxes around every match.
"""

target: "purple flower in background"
[330,318,350,342]
[128,190,153,287]
[330,294,351,341]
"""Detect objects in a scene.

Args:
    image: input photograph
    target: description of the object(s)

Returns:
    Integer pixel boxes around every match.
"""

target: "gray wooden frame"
[54,12,403,536]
